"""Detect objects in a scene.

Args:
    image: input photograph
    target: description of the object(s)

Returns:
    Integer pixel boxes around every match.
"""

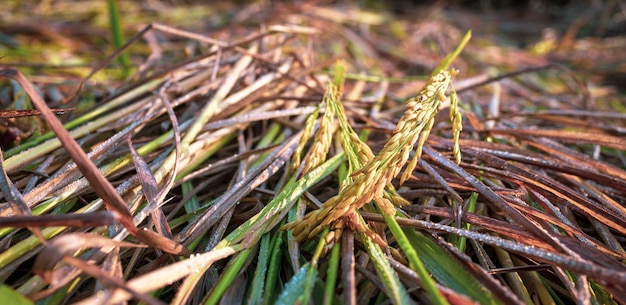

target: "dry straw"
[284,69,462,241]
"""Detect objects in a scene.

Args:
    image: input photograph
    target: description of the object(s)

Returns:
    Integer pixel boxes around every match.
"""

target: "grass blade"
[203,248,253,305]
[362,227,414,305]
[402,228,501,305]
[107,0,131,78]
[383,213,449,305]
[275,263,316,305]
[432,30,471,75]
[247,233,271,305]
[0,285,34,305]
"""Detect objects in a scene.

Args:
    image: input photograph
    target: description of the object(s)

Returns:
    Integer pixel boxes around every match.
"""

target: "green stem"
[384,213,449,305]
[204,248,252,305]
[323,241,341,305]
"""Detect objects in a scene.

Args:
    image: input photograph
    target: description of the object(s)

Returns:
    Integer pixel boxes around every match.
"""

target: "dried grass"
[1,1,625,304]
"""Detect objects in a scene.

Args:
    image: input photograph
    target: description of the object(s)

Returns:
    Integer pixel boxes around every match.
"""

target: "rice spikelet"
[284,69,461,241]
[291,105,320,172]
[301,84,336,175]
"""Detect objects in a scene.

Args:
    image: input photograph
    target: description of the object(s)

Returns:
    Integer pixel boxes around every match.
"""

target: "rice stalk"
[283,69,461,241]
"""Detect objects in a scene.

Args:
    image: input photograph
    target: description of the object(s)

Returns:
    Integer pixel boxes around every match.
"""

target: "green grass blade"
[0,284,34,305]
[384,213,448,305]
[451,192,478,252]
[263,229,284,305]
[363,230,414,305]
[590,281,618,305]
[107,0,131,78]
[323,242,340,305]
[216,152,344,248]
[0,201,77,271]
[275,263,317,305]
[403,228,501,305]
[181,181,200,214]
[432,30,471,76]
[204,248,252,305]
[247,233,271,305]
[301,227,330,304]
[37,277,81,305]
[4,79,162,166]
[171,154,343,303]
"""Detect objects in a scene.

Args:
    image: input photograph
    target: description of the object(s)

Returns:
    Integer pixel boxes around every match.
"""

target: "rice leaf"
[403,228,501,305]
[275,263,317,305]
[0,285,34,305]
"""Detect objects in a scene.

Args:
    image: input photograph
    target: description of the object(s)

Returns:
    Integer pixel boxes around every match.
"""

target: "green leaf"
[590,281,617,305]
[276,263,317,305]
[217,152,344,248]
[403,228,501,305]
[181,181,200,214]
[384,213,448,305]
[247,233,271,305]
[323,242,341,305]
[0,284,34,305]
[432,30,471,76]
[204,248,252,305]
[363,233,415,305]
[263,229,284,305]
[452,192,478,252]
[107,0,131,79]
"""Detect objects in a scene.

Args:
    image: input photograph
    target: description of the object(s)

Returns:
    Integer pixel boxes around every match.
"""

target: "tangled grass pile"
[1,1,625,304]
